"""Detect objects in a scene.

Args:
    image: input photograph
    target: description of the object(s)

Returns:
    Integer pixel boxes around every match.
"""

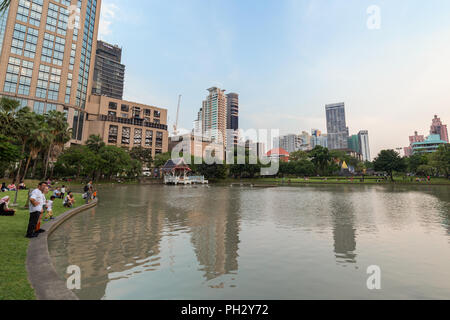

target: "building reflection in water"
[329,187,357,265]
[188,186,240,281]
[49,185,242,299]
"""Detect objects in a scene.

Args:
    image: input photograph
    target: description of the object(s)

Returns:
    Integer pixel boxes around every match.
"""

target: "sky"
[97,0,450,157]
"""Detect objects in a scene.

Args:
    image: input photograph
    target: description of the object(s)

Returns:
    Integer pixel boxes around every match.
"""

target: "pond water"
[48,184,450,300]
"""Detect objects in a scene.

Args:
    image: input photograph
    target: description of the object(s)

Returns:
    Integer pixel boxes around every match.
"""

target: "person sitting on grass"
[44,196,56,221]
[63,192,75,208]
[0,196,15,216]
[52,188,61,199]
[1,182,8,192]
[8,183,16,191]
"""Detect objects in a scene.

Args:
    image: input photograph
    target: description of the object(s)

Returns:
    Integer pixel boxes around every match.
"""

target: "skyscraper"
[430,115,449,143]
[358,131,371,161]
[202,87,227,146]
[92,40,125,99]
[226,92,239,146]
[0,0,102,143]
[326,103,349,150]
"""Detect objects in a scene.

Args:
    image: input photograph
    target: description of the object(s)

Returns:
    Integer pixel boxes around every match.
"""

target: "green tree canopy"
[373,150,407,181]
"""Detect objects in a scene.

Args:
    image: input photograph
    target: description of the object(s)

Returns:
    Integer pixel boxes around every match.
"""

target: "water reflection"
[329,188,357,265]
[48,184,450,300]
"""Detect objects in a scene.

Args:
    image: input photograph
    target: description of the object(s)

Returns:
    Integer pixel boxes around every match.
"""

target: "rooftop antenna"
[173,95,182,136]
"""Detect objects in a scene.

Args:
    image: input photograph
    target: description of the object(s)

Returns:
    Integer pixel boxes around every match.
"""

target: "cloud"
[99,1,119,38]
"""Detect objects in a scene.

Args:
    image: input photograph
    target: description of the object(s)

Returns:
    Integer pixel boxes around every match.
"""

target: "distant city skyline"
[99,0,450,157]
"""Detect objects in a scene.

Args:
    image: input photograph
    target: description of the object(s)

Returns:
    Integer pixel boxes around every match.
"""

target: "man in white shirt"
[26,182,48,238]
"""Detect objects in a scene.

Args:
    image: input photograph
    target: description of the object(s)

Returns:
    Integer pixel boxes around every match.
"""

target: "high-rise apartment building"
[275,134,301,153]
[430,115,449,143]
[91,40,125,99]
[226,92,239,146]
[326,103,349,150]
[0,0,102,143]
[358,130,371,162]
[299,131,312,151]
[193,107,203,136]
[202,87,227,146]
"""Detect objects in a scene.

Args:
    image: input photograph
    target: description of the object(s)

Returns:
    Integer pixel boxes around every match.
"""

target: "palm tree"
[86,134,106,153]
[13,108,36,185]
[0,0,10,15]
[0,97,21,136]
[22,119,53,182]
[43,111,72,178]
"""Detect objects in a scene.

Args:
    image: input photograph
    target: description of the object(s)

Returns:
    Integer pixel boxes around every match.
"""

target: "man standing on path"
[26,182,47,238]
[35,185,49,234]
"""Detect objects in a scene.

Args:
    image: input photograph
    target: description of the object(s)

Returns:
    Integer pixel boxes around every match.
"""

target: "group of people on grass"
[1,180,97,237]
[1,182,26,192]
[25,182,79,238]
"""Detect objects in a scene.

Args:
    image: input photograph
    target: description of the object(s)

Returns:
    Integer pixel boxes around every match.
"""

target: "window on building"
[108,102,117,110]
[155,131,163,148]
[122,127,130,145]
[121,104,129,112]
[145,130,153,147]
[132,107,141,118]
[108,125,118,143]
[134,129,142,146]
[154,110,161,118]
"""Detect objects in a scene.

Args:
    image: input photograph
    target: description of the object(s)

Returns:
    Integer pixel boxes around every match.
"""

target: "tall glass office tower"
[0,0,102,142]
[326,102,349,150]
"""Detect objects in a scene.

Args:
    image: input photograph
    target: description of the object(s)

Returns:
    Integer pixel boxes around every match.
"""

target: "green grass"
[0,190,83,300]
[222,176,450,186]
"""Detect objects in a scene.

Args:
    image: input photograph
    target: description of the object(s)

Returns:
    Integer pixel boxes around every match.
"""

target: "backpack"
[84,185,89,192]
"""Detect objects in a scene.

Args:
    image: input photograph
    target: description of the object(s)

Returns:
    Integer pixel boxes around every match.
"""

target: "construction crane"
[173,95,182,136]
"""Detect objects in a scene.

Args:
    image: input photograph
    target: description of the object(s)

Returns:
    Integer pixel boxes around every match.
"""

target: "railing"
[98,115,168,130]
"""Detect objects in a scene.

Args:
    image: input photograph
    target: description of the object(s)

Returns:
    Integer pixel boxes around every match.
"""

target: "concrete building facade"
[0,0,102,144]
[86,95,168,157]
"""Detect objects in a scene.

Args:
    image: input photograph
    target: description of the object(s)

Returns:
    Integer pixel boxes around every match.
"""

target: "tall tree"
[44,111,71,178]
[129,146,153,169]
[373,150,407,181]
[310,146,331,176]
[13,108,38,184]
[22,119,53,181]
[431,144,450,178]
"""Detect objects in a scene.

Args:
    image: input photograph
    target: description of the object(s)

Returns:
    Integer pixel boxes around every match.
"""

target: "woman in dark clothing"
[0,196,15,216]
[1,183,8,192]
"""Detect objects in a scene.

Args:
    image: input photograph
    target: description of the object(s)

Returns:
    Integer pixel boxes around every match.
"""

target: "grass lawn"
[223,176,450,185]
[0,190,83,300]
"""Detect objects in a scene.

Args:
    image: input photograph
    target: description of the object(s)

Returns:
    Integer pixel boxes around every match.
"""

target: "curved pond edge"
[26,198,98,300]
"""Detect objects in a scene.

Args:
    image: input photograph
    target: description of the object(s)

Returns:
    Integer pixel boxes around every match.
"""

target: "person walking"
[84,181,93,204]
[26,182,47,238]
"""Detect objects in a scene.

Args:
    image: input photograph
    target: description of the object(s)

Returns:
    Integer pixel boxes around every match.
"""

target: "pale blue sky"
[98,0,450,155]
